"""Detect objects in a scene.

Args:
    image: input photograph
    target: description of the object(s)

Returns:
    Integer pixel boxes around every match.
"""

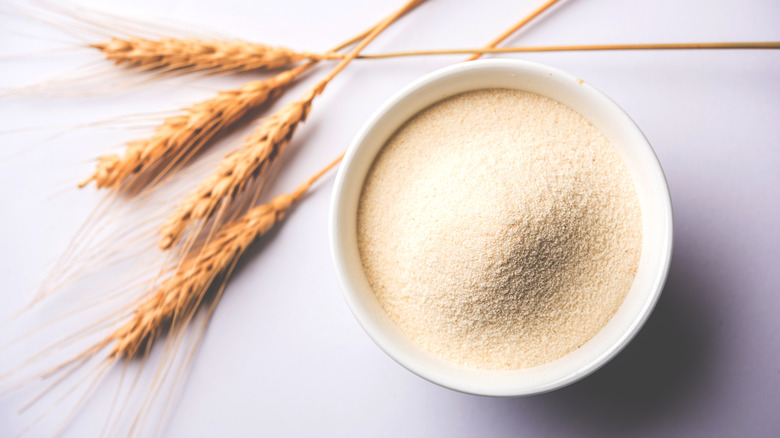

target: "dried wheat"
[78,64,308,191]
[93,37,341,75]
[104,154,341,358]
[158,88,316,247]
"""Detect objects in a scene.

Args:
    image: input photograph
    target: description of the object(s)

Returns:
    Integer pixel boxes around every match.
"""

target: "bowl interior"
[330,59,673,396]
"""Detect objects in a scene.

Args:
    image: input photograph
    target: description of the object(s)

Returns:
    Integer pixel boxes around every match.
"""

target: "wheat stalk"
[158,0,425,249]
[360,41,780,59]
[93,36,780,77]
[465,0,561,61]
[78,65,307,191]
[104,154,341,359]
[158,89,316,247]
[93,37,342,75]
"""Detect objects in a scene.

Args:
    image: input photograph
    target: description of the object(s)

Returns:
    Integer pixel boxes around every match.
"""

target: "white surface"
[1,0,779,436]
[330,59,673,396]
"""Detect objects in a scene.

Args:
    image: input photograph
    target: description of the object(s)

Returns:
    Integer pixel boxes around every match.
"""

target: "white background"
[1,0,779,436]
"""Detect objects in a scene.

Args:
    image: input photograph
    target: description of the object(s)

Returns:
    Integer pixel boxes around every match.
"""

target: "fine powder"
[357,88,643,370]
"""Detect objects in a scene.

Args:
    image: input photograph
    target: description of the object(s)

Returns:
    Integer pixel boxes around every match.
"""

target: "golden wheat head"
[92,37,339,75]
[79,65,309,191]
[107,182,308,358]
[158,88,317,248]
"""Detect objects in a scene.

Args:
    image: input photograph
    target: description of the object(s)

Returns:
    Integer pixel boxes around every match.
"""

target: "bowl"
[329,59,673,396]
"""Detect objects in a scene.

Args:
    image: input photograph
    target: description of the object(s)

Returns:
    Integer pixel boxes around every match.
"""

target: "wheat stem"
[360,41,780,59]
[465,0,562,61]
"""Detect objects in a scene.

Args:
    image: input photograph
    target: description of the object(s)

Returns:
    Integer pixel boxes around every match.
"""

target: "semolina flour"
[357,88,642,369]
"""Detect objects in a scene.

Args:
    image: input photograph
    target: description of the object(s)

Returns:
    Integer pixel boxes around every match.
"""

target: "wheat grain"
[93,37,341,75]
[78,64,308,191]
[158,89,317,247]
[106,154,340,358]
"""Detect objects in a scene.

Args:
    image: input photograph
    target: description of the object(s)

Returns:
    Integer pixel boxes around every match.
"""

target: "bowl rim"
[329,59,673,396]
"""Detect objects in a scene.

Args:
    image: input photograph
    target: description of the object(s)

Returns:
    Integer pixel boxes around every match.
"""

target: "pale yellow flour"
[357,88,642,370]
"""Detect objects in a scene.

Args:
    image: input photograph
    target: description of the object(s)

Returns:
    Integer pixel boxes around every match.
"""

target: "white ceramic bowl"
[329,59,673,396]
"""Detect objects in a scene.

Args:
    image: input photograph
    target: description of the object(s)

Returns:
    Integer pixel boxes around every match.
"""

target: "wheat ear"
[92,37,342,75]
[86,0,427,78]
[103,154,342,359]
[159,0,426,249]
[78,65,307,191]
